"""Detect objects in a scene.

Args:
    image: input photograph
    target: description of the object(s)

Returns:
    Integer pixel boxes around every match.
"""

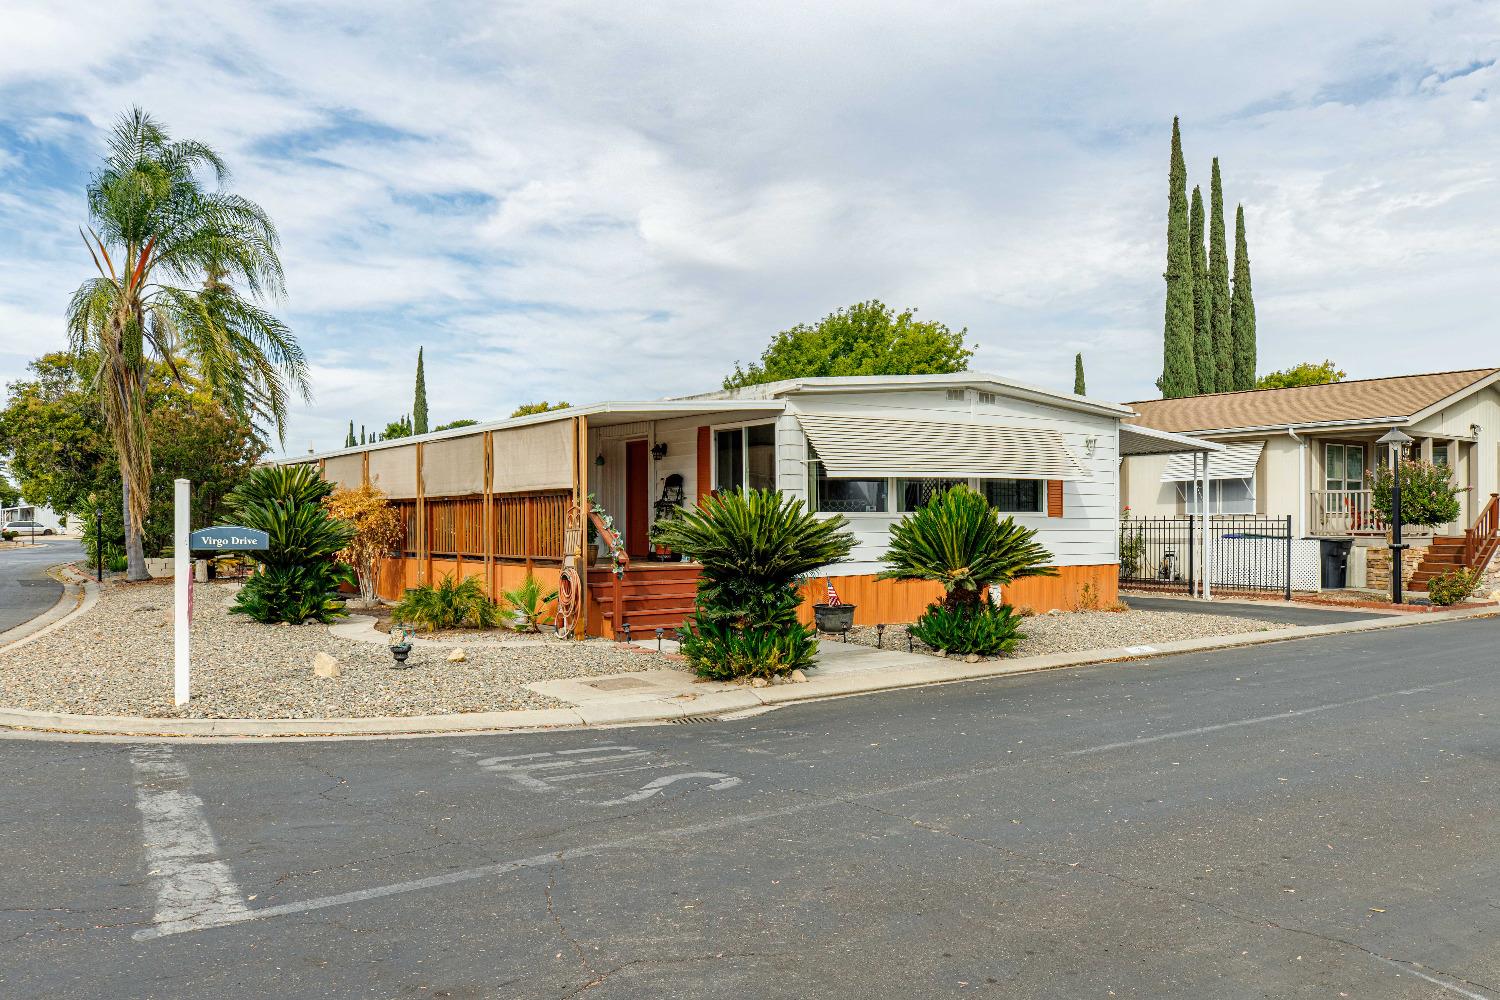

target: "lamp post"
[1378,428,1414,604]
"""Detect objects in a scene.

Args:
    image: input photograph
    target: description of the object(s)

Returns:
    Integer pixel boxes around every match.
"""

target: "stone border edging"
[0,601,1495,740]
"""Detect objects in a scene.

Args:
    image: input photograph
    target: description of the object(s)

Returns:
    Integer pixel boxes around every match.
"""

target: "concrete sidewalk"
[1,600,1496,739]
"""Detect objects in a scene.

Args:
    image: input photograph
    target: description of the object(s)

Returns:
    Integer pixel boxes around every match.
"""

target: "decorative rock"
[312,652,341,678]
[965,653,980,663]
[447,648,467,663]
[751,677,770,688]
[789,669,808,684]
[1489,589,1500,603]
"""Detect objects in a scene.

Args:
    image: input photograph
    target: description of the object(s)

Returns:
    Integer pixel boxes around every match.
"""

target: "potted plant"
[812,597,856,635]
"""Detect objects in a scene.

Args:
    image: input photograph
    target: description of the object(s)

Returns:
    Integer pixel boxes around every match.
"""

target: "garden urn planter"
[813,603,856,634]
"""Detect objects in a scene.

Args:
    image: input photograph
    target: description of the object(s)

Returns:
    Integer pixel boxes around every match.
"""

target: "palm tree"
[67,108,310,580]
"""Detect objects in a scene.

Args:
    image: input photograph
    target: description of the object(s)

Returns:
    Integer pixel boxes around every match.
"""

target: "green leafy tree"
[413,347,429,435]
[434,418,479,431]
[0,353,260,560]
[0,471,19,509]
[1208,158,1232,393]
[652,490,855,680]
[510,401,571,418]
[1189,185,1215,393]
[65,108,308,580]
[227,465,354,623]
[1231,204,1257,390]
[1370,460,1461,529]
[1073,353,1086,395]
[725,300,972,390]
[1257,361,1345,389]
[1160,118,1198,398]
[879,485,1055,611]
[380,414,413,440]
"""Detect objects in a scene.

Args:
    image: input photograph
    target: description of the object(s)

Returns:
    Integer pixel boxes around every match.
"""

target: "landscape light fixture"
[1377,428,1414,604]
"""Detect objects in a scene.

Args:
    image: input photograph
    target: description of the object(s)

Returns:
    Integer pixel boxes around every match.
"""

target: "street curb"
[0,599,1494,740]
[0,564,96,653]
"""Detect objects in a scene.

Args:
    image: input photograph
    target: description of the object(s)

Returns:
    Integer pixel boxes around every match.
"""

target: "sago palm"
[66,107,309,579]
[879,484,1055,609]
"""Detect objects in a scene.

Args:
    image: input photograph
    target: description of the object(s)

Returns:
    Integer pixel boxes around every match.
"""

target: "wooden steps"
[588,564,702,639]
[1408,536,1492,591]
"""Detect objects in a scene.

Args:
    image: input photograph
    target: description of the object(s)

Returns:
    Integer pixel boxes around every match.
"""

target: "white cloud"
[0,0,1497,456]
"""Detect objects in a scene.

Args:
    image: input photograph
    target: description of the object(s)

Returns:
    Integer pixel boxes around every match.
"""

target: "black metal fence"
[1119,515,1292,598]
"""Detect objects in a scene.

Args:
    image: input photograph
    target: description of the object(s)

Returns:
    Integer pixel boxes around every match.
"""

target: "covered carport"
[1119,423,1226,599]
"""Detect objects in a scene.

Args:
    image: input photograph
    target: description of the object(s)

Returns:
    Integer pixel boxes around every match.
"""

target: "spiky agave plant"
[651,489,854,680]
[227,465,354,624]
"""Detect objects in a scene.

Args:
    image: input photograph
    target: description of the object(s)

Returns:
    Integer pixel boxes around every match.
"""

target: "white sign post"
[173,478,191,706]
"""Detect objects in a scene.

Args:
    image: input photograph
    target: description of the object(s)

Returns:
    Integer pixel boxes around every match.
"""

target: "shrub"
[1119,518,1146,578]
[652,489,854,680]
[226,465,355,624]
[1076,581,1100,611]
[325,483,405,604]
[1369,460,1462,528]
[909,601,1025,656]
[106,553,129,573]
[1,530,15,542]
[879,485,1056,611]
[393,575,499,632]
[501,574,558,632]
[1427,567,1482,606]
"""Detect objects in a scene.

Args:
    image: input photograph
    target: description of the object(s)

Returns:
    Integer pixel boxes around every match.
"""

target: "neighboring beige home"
[1121,368,1500,591]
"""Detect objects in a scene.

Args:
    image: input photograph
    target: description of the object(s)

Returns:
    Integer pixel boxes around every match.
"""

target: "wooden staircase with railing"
[1408,493,1500,592]
[588,563,701,640]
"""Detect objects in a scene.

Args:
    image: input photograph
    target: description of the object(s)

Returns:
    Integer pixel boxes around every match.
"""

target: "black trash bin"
[1319,538,1353,589]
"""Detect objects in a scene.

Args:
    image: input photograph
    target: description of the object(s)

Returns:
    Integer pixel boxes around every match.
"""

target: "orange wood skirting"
[799,564,1118,625]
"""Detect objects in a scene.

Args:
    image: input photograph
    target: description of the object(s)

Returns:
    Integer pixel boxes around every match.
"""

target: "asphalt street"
[1124,593,1386,626]
[2,615,1499,998]
[0,538,81,633]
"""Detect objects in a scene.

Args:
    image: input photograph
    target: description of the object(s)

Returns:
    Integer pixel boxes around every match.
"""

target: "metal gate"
[1119,515,1292,599]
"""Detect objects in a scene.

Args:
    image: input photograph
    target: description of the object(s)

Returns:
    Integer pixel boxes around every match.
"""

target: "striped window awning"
[797,414,1089,480]
[1161,441,1263,482]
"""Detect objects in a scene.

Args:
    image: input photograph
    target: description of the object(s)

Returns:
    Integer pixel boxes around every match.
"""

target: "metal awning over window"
[1161,441,1263,482]
[796,414,1089,480]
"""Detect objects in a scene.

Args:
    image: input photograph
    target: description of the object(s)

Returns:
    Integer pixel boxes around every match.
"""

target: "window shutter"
[696,426,712,506]
[1047,480,1063,517]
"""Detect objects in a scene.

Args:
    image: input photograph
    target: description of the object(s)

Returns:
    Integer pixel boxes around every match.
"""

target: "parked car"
[3,520,54,536]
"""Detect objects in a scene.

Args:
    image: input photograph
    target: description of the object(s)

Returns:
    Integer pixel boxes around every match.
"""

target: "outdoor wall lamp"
[595,452,606,467]
[1084,435,1099,459]
[651,442,668,461]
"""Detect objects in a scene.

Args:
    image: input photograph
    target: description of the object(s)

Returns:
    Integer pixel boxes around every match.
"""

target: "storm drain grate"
[669,715,717,725]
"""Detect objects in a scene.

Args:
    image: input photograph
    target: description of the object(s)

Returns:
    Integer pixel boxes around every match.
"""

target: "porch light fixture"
[1084,435,1099,459]
[651,442,668,461]
[595,452,606,467]
[1377,428,1414,604]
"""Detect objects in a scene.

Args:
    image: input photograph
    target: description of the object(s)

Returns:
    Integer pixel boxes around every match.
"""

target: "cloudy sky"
[1,1,1496,457]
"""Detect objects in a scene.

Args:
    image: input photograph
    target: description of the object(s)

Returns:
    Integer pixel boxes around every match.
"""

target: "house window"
[979,479,1044,513]
[1177,477,1256,514]
[897,478,964,512]
[809,461,888,513]
[1432,443,1450,467]
[714,423,777,493]
[1325,443,1365,492]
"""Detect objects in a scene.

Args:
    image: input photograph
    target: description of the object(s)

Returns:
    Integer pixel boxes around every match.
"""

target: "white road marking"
[129,747,251,941]
[135,676,1474,940]
[477,747,653,791]
[1066,683,1444,757]
[592,772,742,807]
[1373,956,1492,999]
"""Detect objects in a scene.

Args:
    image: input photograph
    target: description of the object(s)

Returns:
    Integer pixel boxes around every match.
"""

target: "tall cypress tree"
[1189,185,1214,393]
[413,347,429,435]
[1231,204,1257,389]
[1160,117,1198,398]
[360,425,366,445]
[345,420,356,448]
[1073,353,1086,395]
[1208,158,1232,393]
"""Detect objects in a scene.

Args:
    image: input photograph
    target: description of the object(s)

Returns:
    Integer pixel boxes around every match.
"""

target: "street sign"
[188,526,269,552]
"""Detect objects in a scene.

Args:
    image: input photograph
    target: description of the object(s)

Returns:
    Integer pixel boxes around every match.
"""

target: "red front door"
[625,439,650,559]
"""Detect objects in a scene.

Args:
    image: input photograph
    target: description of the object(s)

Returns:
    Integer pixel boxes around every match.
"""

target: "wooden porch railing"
[1463,492,1500,568]
[587,504,630,632]
[1310,489,1388,536]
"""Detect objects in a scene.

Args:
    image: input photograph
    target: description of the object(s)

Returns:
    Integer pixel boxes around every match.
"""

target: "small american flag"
[823,577,842,607]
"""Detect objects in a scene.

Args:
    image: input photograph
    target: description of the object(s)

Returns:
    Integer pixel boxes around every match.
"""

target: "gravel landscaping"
[842,604,1298,660]
[0,579,681,719]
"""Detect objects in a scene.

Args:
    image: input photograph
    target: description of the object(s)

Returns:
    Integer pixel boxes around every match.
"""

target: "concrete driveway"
[0,538,82,633]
